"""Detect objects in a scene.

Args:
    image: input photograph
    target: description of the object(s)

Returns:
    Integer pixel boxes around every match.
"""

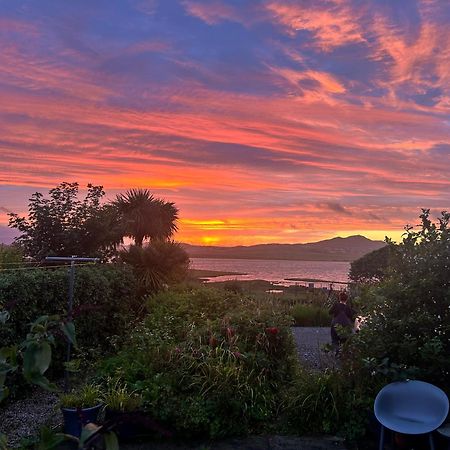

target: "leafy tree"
[348,210,450,389]
[113,189,178,247]
[119,241,189,294]
[8,182,123,259]
[349,245,391,283]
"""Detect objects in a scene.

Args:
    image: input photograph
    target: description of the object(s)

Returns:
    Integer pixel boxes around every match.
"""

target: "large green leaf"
[78,423,100,449]
[103,432,119,450]
[61,321,77,347]
[31,315,49,326]
[27,373,58,392]
[23,341,52,377]
[37,426,66,450]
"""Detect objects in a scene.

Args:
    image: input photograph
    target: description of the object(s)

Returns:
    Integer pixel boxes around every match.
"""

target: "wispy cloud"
[265,0,365,51]
[182,0,241,25]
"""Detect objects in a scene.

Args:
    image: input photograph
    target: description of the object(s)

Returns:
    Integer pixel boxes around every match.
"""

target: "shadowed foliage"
[349,245,391,283]
[119,241,189,294]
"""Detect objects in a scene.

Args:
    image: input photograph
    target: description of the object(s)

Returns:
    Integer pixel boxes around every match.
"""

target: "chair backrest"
[374,380,449,434]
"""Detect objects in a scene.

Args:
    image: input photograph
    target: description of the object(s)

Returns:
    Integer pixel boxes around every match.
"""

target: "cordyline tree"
[113,188,188,294]
[8,182,123,260]
[113,188,179,247]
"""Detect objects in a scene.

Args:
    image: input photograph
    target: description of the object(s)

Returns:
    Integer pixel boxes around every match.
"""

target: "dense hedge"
[0,264,139,358]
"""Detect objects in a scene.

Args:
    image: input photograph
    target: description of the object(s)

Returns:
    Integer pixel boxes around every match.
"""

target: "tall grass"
[292,304,330,327]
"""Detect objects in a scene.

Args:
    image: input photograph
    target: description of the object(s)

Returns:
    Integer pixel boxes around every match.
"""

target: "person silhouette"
[329,289,355,355]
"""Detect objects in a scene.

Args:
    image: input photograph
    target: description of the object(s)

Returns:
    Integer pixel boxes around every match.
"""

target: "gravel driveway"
[291,327,337,370]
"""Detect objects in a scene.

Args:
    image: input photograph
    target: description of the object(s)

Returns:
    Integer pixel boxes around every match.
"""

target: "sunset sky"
[0,0,449,246]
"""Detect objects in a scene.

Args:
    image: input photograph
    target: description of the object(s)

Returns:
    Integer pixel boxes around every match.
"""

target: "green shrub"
[347,210,450,391]
[307,210,450,442]
[292,304,329,326]
[99,286,298,438]
[0,264,138,359]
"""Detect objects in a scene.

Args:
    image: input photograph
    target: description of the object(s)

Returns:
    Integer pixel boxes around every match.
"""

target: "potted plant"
[103,379,143,441]
[60,384,103,437]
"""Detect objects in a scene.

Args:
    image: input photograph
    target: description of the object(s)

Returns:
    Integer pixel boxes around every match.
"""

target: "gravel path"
[291,327,337,371]
[0,389,60,447]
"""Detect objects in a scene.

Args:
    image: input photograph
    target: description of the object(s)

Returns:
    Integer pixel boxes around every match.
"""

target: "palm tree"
[113,189,179,246]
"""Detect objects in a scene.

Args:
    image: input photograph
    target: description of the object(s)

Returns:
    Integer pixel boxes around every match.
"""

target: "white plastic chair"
[374,380,449,450]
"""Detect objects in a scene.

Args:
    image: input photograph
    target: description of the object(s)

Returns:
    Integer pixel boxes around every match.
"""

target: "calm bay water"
[190,258,350,286]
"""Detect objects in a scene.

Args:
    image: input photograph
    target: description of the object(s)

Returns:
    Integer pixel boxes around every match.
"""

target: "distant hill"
[0,226,17,245]
[182,235,386,262]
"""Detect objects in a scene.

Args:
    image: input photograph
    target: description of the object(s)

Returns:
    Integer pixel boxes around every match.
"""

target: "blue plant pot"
[61,404,102,437]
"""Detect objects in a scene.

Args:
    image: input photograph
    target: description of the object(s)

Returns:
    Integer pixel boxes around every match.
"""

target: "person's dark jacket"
[329,302,355,327]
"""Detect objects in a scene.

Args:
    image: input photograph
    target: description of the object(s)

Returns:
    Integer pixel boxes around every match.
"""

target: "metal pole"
[45,256,99,392]
[65,257,76,392]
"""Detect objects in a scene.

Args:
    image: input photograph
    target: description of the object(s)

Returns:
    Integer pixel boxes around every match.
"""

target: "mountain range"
[182,235,386,262]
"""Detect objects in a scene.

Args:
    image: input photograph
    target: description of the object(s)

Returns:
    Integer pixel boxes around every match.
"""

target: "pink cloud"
[0,43,110,101]
[370,12,450,95]
[0,18,40,36]
[182,0,240,25]
[270,67,346,103]
[265,0,366,51]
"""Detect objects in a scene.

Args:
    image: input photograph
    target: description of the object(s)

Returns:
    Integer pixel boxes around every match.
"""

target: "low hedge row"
[0,264,139,358]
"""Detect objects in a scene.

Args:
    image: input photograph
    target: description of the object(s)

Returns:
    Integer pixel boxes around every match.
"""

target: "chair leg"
[429,432,435,450]
[379,424,385,450]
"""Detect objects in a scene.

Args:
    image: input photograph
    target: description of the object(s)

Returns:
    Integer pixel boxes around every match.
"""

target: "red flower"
[209,335,218,347]
[266,327,279,335]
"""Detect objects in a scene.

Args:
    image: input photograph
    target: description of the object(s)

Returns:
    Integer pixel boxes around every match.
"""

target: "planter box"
[61,404,102,437]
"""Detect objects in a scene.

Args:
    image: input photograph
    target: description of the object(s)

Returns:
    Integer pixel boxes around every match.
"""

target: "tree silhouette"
[8,182,123,259]
[113,189,179,246]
